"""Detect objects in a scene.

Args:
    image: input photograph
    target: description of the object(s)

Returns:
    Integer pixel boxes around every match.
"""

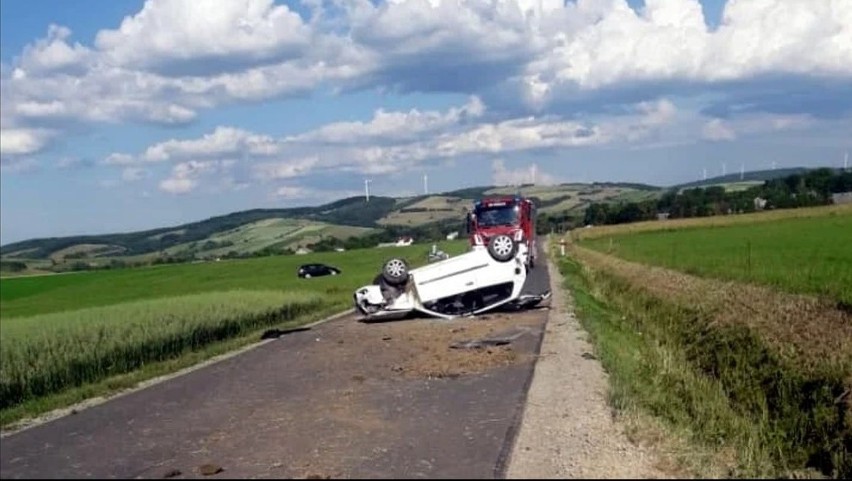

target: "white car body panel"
[354,240,536,321]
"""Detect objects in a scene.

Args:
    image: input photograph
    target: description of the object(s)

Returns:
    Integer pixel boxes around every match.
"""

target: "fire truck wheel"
[381,257,409,285]
[487,234,517,262]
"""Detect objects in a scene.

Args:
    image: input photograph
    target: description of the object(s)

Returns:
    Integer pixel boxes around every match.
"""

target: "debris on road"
[450,338,511,349]
[260,326,311,340]
[198,463,223,476]
[449,327,532,350]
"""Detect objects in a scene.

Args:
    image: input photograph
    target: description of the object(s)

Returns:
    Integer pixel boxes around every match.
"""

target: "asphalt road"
[0,256,551,480]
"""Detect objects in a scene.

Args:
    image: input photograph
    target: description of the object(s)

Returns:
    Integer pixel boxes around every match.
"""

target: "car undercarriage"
[354,234,550,321]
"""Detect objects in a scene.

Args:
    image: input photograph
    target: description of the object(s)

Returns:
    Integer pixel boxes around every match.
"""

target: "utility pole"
[364,179,372,202]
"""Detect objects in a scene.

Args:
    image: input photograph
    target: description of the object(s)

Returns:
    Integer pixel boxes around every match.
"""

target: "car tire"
[381,258,409,285]
[331,270,338,276]
[487,234,517,262]
[304,273,312,279]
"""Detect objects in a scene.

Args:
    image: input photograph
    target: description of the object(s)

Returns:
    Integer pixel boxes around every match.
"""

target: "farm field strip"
[579,210,852,304]
[0,291,325,411]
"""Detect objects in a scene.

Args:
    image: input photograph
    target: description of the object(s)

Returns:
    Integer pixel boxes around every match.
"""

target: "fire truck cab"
[467,195,537,270]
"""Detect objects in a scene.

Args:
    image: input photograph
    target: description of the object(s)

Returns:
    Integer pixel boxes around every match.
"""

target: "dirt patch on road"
[307,309,544,382]
[382,311,541,379]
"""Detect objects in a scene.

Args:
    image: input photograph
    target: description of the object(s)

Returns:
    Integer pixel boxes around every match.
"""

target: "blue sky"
[1,0,850,245]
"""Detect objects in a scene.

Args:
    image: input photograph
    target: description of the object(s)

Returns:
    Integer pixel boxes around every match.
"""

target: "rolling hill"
[1,181,660,268]
[672,167,812,190]
[3,168,810,270]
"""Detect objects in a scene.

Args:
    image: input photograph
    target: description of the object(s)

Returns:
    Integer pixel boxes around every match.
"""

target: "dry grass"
[570,244,852,371]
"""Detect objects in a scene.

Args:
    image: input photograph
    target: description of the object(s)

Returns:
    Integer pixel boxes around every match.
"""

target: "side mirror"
[465,213,475,234]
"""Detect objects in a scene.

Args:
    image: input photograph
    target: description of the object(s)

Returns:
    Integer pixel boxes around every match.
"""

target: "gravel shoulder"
[504,257,673,479]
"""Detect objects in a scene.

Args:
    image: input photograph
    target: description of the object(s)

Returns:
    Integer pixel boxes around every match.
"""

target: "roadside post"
[559,238,566,257]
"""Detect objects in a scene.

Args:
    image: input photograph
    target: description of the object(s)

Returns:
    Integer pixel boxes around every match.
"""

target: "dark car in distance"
[297,263,341,279]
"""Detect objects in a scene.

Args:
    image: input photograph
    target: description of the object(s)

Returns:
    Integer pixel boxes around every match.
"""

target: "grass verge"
[558,251,850,478]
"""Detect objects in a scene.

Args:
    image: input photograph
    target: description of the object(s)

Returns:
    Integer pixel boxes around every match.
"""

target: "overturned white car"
[354,234,550,321]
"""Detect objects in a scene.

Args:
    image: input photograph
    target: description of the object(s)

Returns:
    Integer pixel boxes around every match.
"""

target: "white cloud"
[702,118,736,141]
[252,156,319,180]
[272,186,311,198]
[106,97,690,192]
[103,153,135,165]
[521,0,852,99]
[289,96,485,144]
[141,126,280,163]
[433,116,606,157]
[703,113,816,141]
[158,159,233,194]
[270,185,363,202]
[94,0,312,75]
[0,128,52,155]
[492,159,559,186]
[2,0,851,159]
[18,24,93,74]
[159,177,197,194]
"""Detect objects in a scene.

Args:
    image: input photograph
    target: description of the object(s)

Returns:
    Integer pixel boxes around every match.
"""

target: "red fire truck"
[466,195,537,270]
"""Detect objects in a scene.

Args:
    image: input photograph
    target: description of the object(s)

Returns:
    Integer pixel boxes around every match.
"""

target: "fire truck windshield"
[475,204,518,227]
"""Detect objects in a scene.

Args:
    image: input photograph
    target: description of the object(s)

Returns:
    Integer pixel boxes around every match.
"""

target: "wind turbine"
[364,179,372,202]
[423,173,428,195]
[722,162,727,177]
[740,163,745,181]
[844,151,849,171]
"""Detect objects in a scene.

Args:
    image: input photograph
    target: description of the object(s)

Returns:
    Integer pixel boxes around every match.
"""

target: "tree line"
[582,168,852,227]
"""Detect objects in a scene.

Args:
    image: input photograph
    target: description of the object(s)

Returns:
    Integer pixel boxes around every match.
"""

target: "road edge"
[0,308,355,439]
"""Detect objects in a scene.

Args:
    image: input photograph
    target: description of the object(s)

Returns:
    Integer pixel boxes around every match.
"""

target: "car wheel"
[304,273,312,279]
[381,258,409,285]
[331,270,338,275]
[487,234,517,262]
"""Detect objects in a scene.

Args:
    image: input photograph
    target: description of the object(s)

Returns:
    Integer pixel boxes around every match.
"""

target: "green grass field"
[580,212,852,304]
[0,240,470,319]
